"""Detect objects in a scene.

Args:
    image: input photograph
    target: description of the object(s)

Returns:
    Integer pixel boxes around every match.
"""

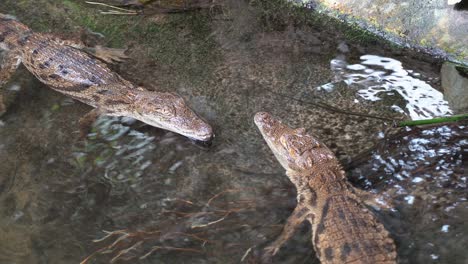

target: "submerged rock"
[441,62,468,112]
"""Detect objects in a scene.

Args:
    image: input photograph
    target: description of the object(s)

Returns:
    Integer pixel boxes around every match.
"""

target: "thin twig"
[107,233,131,250]
[174,198,195,205]
[92,229,128,243]
[240,247,253,262]
[191,212,231,229]
[80,251,100,264]
[85,1,138,13]
[267,90,394,122]
[207,188,255,206]
[110,241,143,263]
[100,11,138,15]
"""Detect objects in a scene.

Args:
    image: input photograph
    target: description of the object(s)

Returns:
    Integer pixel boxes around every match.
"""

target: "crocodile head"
[132,90,213,142]
[254,112,335,174]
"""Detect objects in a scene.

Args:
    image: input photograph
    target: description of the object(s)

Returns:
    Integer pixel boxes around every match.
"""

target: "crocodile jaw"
[133,111,213,142]
[132,91,213,142]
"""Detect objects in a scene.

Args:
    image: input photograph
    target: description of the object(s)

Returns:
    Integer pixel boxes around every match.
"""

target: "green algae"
[455,65,468,78]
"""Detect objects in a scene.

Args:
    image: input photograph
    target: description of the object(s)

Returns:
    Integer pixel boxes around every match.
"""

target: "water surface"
[0,1,466,263]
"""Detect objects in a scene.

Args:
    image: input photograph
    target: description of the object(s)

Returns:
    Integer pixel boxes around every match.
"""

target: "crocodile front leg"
[263,204,314,260]
[87,45,129,64]
[0,50,21,115]
[79,108,103,138]
[40,33,129,64]
[350,185,394,211]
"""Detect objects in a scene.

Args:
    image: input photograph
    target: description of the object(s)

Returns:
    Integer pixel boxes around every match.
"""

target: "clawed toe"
[93,45,129,64]
[262,246,279,262]
[78,109,101,139]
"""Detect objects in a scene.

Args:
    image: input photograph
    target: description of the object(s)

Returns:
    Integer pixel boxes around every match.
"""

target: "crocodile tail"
[313,195,397,264]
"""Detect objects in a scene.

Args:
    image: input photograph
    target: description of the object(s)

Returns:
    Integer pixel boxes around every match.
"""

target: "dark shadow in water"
[455,0,468,11]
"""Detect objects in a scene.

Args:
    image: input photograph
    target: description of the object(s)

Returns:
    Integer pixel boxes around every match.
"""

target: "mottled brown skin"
[0,14,213,142]
[254,112,397,264]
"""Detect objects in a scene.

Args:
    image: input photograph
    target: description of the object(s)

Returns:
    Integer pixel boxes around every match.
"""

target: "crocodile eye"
[280,135,288,148]
[174,96,185,106]
[156,105,174,117]
[288,136,308,155]
[304,155,314,168]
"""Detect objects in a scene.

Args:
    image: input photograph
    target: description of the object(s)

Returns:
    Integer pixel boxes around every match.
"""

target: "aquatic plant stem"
[85,1,139,15]
[397,114,468,127]
[266,89,468,127]
[266,90,394,122]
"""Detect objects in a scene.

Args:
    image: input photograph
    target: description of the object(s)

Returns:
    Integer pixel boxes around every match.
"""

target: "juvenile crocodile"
[0,14,213,142]
[254,112,397,263]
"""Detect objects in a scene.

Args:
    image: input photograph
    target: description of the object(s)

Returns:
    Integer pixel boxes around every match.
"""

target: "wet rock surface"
[308,0,468,63]
[441,62,468,112]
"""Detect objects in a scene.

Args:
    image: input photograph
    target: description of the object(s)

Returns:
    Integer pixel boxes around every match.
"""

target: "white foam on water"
[346,64,366,70]
[404,195,415,205]
[441,225,450,232]
[412,177,424,183]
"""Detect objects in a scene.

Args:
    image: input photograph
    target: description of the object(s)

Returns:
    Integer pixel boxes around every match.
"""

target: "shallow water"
[0,1,467,264]
[347,124,467,263]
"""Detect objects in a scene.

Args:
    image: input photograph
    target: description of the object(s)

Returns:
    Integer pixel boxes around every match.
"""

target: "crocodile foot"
[91,45,129,64]
[261,245,280,263]
[353,187,395,211]
[79,108,101,138]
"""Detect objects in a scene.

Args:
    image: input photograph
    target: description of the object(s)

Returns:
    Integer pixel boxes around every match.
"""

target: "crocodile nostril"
[254,112,269,123]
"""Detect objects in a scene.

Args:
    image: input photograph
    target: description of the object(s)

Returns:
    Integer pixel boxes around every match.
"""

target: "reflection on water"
[348,124,467,263]
[82,116,155,187]
[324,54,452,120]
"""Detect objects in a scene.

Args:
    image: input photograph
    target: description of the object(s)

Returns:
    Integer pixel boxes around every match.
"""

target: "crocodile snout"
[254,111,272,126]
